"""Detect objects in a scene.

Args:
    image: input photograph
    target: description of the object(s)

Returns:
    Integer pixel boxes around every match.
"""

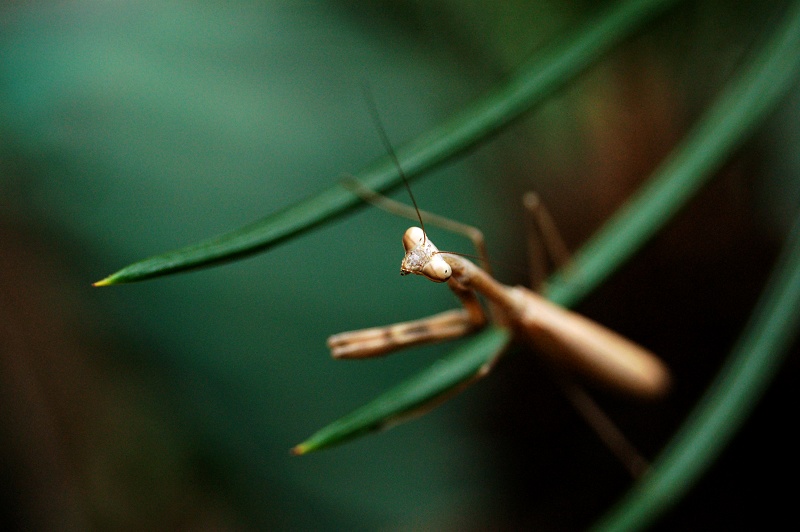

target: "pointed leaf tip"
[92,277,114,287]
[290,443,310,456]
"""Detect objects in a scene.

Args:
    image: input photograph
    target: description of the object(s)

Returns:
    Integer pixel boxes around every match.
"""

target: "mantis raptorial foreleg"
[328,308,480,359]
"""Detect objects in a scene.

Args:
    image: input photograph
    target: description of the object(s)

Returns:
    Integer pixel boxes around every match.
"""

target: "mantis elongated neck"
[442,255,515,315]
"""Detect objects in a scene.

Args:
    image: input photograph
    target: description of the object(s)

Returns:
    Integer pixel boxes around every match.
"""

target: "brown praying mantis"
[328,189,670,401]
[319,97,671,476]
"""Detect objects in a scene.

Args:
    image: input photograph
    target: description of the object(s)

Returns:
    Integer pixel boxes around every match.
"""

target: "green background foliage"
[2,1,798,530]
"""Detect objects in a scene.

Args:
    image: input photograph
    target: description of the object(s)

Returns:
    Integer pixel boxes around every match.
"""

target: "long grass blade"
[590,4,800,528]
[292,327,510,454]
[546,0,800,308]
[593,207,800,531]
[94,0,682,285]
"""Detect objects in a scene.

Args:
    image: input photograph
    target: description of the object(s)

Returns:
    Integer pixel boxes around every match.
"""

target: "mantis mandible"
[326,96,671,475]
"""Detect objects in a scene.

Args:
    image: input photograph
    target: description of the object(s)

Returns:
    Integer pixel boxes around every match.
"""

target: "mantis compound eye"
[402,227,426,253]
[422,254,451,282]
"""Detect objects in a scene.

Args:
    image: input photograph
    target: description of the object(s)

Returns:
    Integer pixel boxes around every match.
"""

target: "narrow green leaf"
[95,0,682,285]
[589,5,800,528]
[546,0,800,308]
[292,327,510,455]
[593,208,800,531]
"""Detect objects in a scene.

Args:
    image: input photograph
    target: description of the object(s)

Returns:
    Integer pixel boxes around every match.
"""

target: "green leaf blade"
[546,0,800,309]
[93,185,357,285]
[593,209,800,531]
[96,0,682,285]
[292,327,510,455]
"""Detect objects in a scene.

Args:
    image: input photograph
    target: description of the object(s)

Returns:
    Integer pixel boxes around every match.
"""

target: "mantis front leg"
[327,272,488,359]
[327,308,482,359]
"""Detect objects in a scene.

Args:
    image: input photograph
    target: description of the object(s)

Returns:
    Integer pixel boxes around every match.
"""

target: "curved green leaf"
[593,208,800,531]
[546,0,800,309]
[292,327,510,455]
[95,0,682,286]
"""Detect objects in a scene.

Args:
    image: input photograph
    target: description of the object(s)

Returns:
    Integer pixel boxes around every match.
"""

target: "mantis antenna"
[361,83,428,243]
[360,84,495,282]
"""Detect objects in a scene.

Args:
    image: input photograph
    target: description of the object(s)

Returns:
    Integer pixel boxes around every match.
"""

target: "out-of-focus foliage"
[2,1,798,530]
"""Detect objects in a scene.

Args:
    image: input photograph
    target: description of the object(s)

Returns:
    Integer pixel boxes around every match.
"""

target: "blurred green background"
[1,1,798,530]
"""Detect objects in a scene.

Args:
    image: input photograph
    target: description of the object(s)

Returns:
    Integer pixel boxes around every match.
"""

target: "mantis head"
[400,227,452,283]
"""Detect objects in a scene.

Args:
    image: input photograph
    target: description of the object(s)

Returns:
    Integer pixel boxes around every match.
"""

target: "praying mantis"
[329,182,670,402]
[316,98,671,476]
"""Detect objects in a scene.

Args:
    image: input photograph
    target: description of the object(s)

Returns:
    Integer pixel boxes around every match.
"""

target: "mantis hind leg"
[523,192,571,291]
[556,374,651,478]
[522,192,655,477]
